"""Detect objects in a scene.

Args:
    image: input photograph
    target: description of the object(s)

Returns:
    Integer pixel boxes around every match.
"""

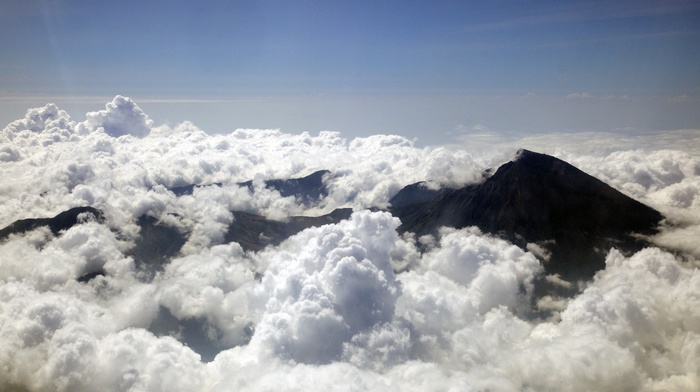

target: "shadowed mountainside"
[129,208,353,277]
[169,170,330,206]
[237,169,330,206]
[224,208,353,252]
[0,206,103,240]
[1,151,664,285]
[390,149,663,281]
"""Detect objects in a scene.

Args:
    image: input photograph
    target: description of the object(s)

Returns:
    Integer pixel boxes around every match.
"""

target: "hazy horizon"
[2,1,700,145]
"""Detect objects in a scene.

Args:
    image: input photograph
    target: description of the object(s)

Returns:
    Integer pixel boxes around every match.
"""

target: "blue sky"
[1,0,699,144]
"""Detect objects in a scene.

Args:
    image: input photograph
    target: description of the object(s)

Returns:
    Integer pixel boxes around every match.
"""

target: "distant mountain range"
[0,150,663,289]
[169,169,329,206]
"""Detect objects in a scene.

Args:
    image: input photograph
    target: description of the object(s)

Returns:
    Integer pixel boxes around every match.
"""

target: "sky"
[1,0,700,144]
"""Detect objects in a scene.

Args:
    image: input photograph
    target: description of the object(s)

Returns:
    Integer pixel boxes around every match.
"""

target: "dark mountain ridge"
[1,151,664,284]
[390,149,663,280]
[224,208,353,252]
[388,181,451,209]
[0,206,103,240]
[128,208,353,277]
[237,169,329,206]
[169,170,329,206]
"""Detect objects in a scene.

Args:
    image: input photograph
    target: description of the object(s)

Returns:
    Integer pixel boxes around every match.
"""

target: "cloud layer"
[1,97,699,391]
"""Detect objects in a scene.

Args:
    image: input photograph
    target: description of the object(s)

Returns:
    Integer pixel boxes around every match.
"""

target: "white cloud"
[250,211,402,364]
[0,145,21,162]
[556,149,700,260]
[78,95,153,138]
[414,227,541,314]
[2,103,73,136]
[566,91,592,99]
[1,96,699,391]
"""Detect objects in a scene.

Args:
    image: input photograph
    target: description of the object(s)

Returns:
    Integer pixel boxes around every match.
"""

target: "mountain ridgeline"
[169,169,329,206]
[0,150,663,284]
[0,206,103,240]
[390,149,663,280]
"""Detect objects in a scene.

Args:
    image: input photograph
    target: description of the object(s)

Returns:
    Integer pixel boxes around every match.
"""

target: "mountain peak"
[392,150,663,280]
[515,148,536,159]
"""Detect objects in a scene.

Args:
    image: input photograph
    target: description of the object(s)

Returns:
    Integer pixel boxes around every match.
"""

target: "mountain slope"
[224,208,353,252]
[0,206,103,241]
[1,151,664,284]
[237,169,330,206]
[170,170,330,206]
[391,149,663,280]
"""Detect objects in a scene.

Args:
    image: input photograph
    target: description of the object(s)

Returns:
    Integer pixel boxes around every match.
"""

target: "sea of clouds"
[1,96,699,391]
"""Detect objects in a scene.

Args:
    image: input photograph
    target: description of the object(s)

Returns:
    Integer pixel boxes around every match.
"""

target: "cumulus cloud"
[0,145,21,162]
[250,211,402,364]
[0,97,699,391]
[2,103,73,136]
[79,95,153,138]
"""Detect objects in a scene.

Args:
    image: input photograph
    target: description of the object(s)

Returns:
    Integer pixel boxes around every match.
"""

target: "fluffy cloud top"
[250,211,402,364]
[0,97,698,391]
[80,95,153,138]
[3,103,73,136]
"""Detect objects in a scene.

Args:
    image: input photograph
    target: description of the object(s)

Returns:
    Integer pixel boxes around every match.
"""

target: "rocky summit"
[390,149,663,281]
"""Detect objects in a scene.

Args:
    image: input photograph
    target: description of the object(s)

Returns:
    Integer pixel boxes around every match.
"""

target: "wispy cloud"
[666,94,699,102]
[566,92,592,99]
